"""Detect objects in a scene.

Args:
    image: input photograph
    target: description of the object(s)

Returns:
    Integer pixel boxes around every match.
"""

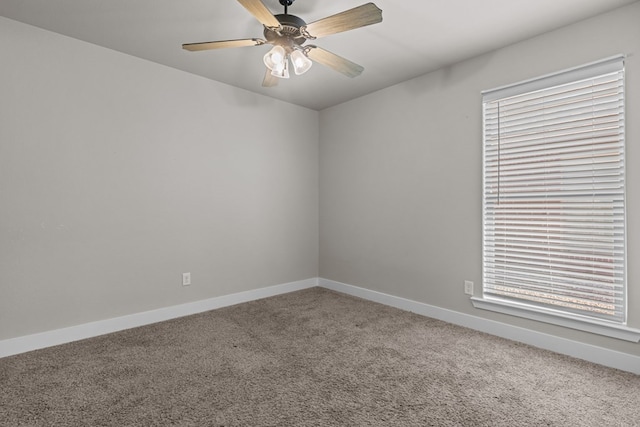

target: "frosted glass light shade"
[263,45,286,71]
[291,50,312,75]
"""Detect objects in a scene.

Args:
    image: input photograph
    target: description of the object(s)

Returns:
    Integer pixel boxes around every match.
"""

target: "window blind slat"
[484,267,624,290]
[483,283,623,305]
[485,253,623,275]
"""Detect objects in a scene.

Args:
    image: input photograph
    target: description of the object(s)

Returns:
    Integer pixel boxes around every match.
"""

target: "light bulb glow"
[263,45,286,71]
[271,48,284,64]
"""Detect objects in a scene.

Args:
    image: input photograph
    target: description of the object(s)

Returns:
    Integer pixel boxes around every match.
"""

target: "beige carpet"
[1,287,639,426]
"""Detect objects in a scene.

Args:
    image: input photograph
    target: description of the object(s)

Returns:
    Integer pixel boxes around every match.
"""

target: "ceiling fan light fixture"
[291,49,312,75]
[263,45,286,71]
[183,1,383,86]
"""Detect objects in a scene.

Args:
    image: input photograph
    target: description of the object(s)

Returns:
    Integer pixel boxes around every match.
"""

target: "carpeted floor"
[1,287,639,426]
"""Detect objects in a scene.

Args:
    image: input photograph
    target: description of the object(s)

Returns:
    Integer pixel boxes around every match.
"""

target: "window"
[474,56,639,341]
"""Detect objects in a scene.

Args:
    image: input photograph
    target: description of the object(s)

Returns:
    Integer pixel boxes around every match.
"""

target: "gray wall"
[320,2,640,357]
[0,17,319,340]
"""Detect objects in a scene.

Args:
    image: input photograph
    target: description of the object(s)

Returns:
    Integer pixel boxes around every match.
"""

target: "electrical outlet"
[464,280,474,295]
[182,272,191,286]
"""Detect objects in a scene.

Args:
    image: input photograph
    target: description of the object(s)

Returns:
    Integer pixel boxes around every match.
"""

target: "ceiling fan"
[182,0,383,87]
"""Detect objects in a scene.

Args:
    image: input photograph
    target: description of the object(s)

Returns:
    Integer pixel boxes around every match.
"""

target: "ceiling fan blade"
[236,0,282,30]
[302,3,382,39]
[262,68,279,87]
[306,46,364,78]
[182,38,266,52]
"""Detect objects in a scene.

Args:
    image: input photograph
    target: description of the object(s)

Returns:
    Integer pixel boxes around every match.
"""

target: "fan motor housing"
[264,14,307,46]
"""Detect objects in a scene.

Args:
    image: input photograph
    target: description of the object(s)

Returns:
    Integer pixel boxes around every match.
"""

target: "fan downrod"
[279,0,294,14]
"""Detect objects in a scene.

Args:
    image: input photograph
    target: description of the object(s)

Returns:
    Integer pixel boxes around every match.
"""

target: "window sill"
[471,297,640,342]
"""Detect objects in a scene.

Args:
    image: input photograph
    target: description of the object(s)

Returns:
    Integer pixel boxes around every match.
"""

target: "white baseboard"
[0,278,317,359]
[318,278,640,375]
[3,276,638,375]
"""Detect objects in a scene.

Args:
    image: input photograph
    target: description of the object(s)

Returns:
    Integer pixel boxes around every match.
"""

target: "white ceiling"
[1,0,637,110]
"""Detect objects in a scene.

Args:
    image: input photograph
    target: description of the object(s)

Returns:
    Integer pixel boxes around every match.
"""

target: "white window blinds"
[482,56,626,324]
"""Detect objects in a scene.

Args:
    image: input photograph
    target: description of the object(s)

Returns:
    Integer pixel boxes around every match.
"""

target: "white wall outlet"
[464,280,474,295]
[182,272,191,286]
